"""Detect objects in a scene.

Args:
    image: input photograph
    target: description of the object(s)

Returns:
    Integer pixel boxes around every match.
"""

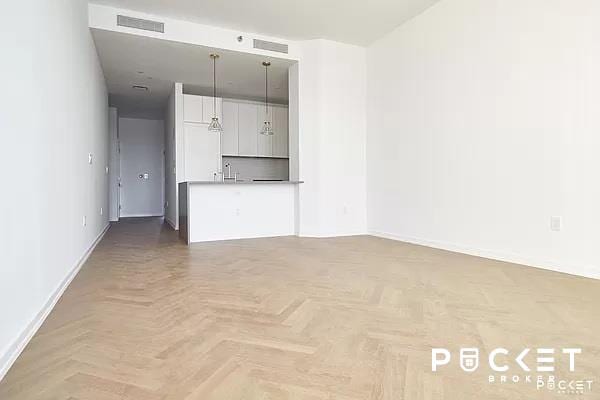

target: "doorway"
[118,118,165,218]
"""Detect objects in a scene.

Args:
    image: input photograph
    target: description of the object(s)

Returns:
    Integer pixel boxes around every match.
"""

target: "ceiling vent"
[253,39,288,54]
[117,15,164,33]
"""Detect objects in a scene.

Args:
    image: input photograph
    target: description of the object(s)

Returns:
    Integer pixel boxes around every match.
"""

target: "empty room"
[1,1,598,399]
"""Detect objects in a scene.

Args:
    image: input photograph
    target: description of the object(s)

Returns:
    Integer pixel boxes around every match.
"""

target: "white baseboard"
[369,230,600,281]
[0,223,110,382]
[119,213,164,218]
[298,230,368,238]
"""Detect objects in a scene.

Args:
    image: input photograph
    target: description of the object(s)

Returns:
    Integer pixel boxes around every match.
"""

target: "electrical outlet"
[235,208,240,216]
[550,216,562,231]
[82,215,87,227]
[343,205,348,215]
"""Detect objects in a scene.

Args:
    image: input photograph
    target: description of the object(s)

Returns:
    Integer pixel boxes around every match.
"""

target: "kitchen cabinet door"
[272,106,289,158]
[183,94,203,123]
[202,96,222,124]
[257,104,273,157]
[221,100,238,156]
[238,102,258,156]
[184,123,221,181]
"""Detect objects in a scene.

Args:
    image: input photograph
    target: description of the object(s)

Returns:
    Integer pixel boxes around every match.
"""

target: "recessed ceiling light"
[137,71,144,74]
[132,85,149,91]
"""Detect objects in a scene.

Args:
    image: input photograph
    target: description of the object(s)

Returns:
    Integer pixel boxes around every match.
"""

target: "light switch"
[88,153,93,164]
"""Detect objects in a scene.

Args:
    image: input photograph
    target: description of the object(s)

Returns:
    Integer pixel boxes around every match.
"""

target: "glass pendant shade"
[260,61,274,136]
[208,117,223,132]
[208,54,223,133]
[260,121,274,136]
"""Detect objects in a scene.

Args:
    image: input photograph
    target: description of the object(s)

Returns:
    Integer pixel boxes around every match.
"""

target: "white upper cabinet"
[272,105,289,158]
[183,94,203,123]
[256,104,273,157]
[197,97,288,159]
[183,123,220,181]
[183,94,222,124]
[221,100,239,156]
[202,96,222,124]
[238,102,258,156]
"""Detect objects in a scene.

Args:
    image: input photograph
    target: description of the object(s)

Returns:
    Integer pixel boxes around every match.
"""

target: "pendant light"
[207,54,223,133]
[260,61,274,136]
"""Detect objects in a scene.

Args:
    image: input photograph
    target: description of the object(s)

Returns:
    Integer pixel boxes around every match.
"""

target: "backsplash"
[221,156,289,181]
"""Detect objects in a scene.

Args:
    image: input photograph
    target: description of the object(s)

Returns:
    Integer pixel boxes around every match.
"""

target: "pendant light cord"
[213,56,217,117]
[265,63,269,118]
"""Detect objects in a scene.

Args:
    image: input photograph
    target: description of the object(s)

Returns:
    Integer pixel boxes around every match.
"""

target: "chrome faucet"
[224,163,240,182]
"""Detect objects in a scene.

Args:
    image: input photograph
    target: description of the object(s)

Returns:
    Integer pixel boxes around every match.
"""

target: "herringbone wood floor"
[1,218,598,399]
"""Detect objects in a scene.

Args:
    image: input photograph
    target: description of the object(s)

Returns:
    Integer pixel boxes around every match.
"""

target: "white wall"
[119,118,165,217]
[164,83,184,229]
[367,0,600,279]
[297,40,368,237]
[164,87,177,228]
[88,3,301,61]
[0,0,109,379]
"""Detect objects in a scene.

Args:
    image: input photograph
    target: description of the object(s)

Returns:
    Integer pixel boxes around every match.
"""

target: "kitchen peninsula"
[171,84,301,243]
[179,180,303,243]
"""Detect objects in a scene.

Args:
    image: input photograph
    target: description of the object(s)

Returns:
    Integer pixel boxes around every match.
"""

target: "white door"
[221,100,239,156]
[119,118,165,217]
[184,123,221,181]
[238,102,258,156]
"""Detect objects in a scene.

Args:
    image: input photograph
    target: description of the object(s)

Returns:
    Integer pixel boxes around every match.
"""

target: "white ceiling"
[90,0,440,46]
[91,29,293,119]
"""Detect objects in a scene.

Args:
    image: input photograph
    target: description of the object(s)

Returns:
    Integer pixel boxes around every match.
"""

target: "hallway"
[1,219,598,399]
